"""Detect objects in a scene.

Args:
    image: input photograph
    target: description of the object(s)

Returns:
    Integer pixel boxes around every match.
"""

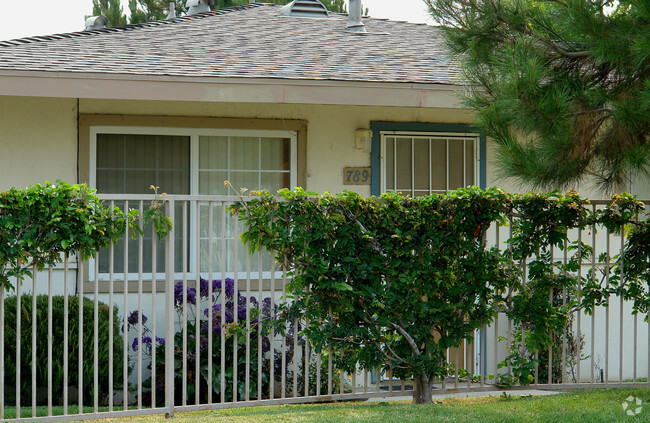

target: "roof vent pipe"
[167,1,176,19]
[84,15,108,30]
[345,0,366,33]
[187,0,213,15]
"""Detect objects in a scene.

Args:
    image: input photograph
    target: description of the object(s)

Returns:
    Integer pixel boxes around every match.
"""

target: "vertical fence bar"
[305,285,311,397]
[207,201,213,405]
[122,200,129,412]
[258,253,263,401]
[634,312,638,383]
[454,347,459,389]
[282,270,287,399]
[164,199,176,418]
[605,229,610,384]
[108,206,115,412]
[293,315,298,398]
[548,288,553,385]
[32,264,37,417]
[577,227,582,384]
[269,258,275,400]
[150,220,157,409]
[507,218,513,380]
[137,201,144,410]
[78,259,84,414]
[548,239,553,386]
[63,257,69,415]
[493,223,500,387]
[562,238,567,385]
[94,254,100,413]
[181,201,188,407]
[363,368,367,394]
[194,200,201,406]
[327,349,332,396]
[591,206,596,384]
[220,203,227,403]
[619,225,624,384]
[16,269,21,420]
[240,216,249,402]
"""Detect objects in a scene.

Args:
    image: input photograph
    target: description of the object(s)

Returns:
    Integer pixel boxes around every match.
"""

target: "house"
[0,1,486,199]
[0,1,645,405]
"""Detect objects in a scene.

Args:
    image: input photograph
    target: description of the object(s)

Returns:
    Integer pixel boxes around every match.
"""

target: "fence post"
[165,199,175,418]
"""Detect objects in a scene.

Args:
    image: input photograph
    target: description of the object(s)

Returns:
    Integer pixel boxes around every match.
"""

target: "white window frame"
[379,131,480,195]
[88,125,298,282]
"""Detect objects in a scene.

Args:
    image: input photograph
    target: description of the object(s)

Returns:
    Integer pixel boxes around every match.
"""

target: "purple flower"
[213,278,236,298]
[142,336,153,348]
[199,278,221,298]
[128,310,147,326]
[237,305,247,321]
[132,337,139,352]
[174,280,196,306]
[155,336,165,346]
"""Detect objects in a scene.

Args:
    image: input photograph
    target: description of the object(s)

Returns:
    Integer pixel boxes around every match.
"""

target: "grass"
[5,388,650,422]
[88,388,650,423]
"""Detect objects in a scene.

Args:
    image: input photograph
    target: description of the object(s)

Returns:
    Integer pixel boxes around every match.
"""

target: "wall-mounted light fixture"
[355,129,372,151]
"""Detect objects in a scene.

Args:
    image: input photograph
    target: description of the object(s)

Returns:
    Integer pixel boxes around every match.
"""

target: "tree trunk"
[412,376,434,404]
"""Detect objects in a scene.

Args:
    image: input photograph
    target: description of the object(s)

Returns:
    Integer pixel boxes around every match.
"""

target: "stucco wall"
[3,95,644,199]
[0,96,78,190]
[80,99,474,196]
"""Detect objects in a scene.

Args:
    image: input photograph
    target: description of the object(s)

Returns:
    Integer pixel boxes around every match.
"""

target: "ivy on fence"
[231,187,650,403]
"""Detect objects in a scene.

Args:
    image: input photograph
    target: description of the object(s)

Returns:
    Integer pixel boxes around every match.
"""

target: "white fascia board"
[0,71,465,109]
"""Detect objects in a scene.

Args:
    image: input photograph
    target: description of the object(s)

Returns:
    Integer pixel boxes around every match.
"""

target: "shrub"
[2,294,125,405]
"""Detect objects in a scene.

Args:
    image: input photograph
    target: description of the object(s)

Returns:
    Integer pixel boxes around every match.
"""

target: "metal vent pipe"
[167,2,176,19]
[345,0,366,33]
[84,15,108,30]
[187,0,213,15]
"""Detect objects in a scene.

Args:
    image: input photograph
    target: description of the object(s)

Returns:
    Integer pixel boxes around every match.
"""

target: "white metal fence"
[1,195,649,421]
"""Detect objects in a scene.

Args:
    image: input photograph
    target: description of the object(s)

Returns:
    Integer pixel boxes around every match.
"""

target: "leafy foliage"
[0,181,172,290]
[232,187,650,402]
[426,0,650,193]
[233,187,513,403]
[2,295,124,406]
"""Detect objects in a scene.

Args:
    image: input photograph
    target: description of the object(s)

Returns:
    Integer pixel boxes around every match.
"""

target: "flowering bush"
[126,278,297,405]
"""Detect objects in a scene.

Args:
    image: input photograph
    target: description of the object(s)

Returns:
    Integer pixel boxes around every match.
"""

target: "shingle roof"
[0,3,463,85]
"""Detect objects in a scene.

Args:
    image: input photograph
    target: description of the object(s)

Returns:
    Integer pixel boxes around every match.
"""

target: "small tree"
[232,187,512,403]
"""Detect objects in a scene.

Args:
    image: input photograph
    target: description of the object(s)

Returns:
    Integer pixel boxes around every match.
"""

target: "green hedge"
[2,294,124,406]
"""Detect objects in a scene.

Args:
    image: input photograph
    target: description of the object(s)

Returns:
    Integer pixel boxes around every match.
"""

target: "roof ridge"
[0,2,265,47]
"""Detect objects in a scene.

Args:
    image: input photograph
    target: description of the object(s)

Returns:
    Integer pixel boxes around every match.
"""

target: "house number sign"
[343,167,371,185]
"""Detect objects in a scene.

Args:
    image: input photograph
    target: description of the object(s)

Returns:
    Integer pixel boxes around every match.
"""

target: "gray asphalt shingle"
[0,3,463,85]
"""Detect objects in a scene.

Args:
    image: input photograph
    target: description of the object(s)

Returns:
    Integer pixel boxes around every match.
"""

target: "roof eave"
[0,70,466,109]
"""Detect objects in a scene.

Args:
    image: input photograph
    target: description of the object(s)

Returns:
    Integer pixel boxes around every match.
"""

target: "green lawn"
[4,388,650,422]
[92,388,650,423]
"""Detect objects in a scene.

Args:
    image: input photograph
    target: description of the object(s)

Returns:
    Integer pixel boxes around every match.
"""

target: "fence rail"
[1,194,649,421]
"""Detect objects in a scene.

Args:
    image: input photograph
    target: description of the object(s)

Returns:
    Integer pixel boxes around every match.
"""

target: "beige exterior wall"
[3,95,642,199]
[0,96,78,191]
[79,99,474,196]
